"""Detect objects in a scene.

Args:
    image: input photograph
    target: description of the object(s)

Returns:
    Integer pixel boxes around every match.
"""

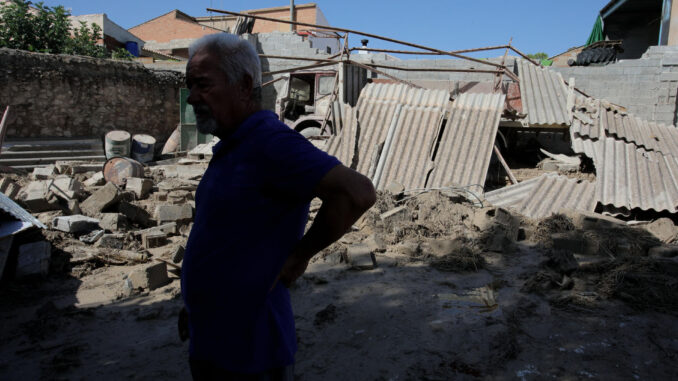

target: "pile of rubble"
[0,158,207,294]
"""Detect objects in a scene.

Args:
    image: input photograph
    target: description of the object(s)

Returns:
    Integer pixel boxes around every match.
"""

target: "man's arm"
[277,164,376,286]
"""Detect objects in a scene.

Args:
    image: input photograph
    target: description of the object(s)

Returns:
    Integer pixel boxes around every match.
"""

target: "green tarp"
[586,15,604,46]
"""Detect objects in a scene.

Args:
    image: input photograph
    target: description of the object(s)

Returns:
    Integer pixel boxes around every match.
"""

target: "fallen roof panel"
[517,59,571,127]
[572,127,678,213]
[484,173,596,219]
[0,192,46,231]
[427,92,505,192]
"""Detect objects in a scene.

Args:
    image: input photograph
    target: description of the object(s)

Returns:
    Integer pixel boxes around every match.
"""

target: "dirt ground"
[1,191,678,380]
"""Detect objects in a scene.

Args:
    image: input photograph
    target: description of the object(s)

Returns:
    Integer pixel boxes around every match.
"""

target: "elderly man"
[181,33,376,380]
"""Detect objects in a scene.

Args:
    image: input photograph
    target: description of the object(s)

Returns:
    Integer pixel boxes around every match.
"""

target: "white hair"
[188,33,262,89]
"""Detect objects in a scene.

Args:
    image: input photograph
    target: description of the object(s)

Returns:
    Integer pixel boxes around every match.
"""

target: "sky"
[38,0,612,58]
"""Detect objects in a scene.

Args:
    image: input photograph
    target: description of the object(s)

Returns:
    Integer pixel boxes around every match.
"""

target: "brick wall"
[129,11,221,44]
[0,48,184,140]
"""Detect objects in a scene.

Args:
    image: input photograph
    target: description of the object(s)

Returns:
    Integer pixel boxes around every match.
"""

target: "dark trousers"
[189,358,294,381]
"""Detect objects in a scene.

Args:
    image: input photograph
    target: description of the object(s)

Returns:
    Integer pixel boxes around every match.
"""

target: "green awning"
[586,15,604,46]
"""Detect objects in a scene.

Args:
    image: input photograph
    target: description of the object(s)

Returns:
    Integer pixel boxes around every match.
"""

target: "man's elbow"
[352,175,377,212]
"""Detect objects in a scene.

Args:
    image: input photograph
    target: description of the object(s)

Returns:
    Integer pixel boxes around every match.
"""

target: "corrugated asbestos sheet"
[484,173,596,219]
[572,127,678,213]
[517,59,571,127]
[572,96,678,157]
[427,92,505,191]
[326,83,450,190]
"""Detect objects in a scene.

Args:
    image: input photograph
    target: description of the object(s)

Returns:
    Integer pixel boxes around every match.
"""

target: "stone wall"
[0,48,184,141]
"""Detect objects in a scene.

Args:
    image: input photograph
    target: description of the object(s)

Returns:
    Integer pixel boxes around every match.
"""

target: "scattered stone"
[172,245,185,263]
[99,213,128,231]
[21,180,60,212]
[142,231,167,249]
[363,234,386,252]
[80,182,121,216]
[154,192,168,202]
[96,233,126,249]
[168,190,191,204]
[15,241,51,277]
[79,229,104,244]
[31,165,56,180]
[346,244,377,269]
[155,204,193,224]
[0,178,20,200]
[52,215,100,233]
[118,201,151,227]
[561,209,625,230]
[126,177,153,199]
[135,222,178,238]
[67,199,81,215]
[645,218,677,243]
[50,176,83,201]
[128,262,169,290]
[380,205,408,221]
[385,182,405,197]
[83,171,105,187]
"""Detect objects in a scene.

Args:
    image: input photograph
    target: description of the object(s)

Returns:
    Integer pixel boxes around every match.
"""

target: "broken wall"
[0,48,184,140]
[552,46,678,126]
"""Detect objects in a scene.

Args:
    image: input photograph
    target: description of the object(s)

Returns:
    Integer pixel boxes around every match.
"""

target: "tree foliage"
[0,0,108,58]
[527,52,549,61]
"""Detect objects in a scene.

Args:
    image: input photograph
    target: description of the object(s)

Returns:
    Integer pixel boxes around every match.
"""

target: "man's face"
[186,49,245,137]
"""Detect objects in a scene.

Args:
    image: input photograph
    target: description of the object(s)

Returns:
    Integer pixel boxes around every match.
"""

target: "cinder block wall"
[0,48,184,140]
[552,46,678,126]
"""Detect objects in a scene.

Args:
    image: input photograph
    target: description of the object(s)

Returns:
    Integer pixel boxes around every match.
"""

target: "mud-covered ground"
[1,191,678,380]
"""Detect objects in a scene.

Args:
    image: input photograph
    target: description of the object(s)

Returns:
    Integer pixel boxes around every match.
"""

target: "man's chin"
[196,121,219,135]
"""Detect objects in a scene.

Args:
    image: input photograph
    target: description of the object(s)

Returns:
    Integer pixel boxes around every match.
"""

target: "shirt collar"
[212,110,278,155]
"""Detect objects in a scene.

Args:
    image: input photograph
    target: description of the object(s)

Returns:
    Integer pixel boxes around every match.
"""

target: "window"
[317,75,335,96]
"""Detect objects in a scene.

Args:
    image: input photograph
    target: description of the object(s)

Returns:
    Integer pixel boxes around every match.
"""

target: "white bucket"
[131,134,156,163]
[105,130,131,159]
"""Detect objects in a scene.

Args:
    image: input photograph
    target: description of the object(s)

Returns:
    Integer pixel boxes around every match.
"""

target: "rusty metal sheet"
[427,92,505,192]
[484,173,596,219]
[517,59,571,127]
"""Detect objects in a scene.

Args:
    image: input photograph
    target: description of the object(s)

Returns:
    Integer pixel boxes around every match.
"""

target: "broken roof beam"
[348,45,512,56]
[207,7,512,74]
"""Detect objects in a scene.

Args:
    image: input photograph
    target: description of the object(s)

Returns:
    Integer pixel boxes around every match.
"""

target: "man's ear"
[239,75,254,101]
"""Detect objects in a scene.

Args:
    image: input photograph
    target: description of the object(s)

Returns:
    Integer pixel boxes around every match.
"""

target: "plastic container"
[105,130,131,159]
[131,134,156,163]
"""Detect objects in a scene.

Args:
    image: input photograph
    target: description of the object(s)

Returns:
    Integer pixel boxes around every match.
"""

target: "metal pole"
[290,0,294,32]
[493,145,517,185]
[206,8,507,71]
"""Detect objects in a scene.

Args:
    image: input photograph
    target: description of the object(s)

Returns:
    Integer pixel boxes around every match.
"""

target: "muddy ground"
[1,190,678,380]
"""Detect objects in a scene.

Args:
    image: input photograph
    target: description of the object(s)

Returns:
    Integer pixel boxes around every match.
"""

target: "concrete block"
[644,218,677,243]
[83,171,105,187]
[52,215,100,233]
[172,245,185,263]
[21,180,60,212]
[127,262,169,290]
[16,241,51,277]
[154,191,168,201]
[660,72,678,81]
[126,177,153,199]
[142,231,167,249]
[96,233,125,249]
[118,201,151,227]
[99,213,127,231]
[50,176,83,201]
[136,222,178,238]
[31,165,56,180]
[80,182,121,216]
[0,178,19,200]
[346,244,377,269]
[155,204,193,224]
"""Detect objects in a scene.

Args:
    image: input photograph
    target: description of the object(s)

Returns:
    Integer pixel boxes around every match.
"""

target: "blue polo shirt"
[181,110,340,373]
